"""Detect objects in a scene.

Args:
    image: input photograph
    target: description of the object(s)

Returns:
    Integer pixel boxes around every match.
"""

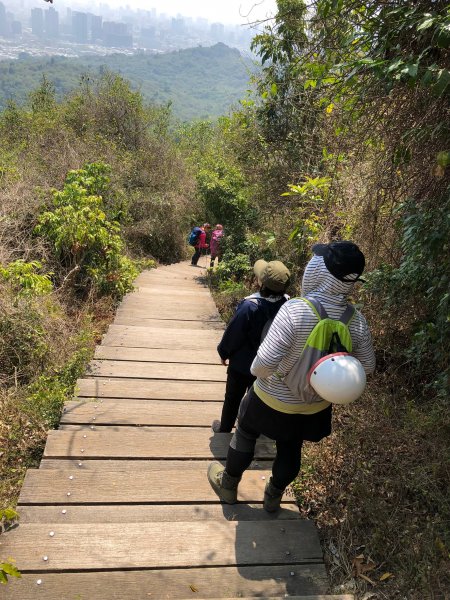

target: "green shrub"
[35,162,137,298]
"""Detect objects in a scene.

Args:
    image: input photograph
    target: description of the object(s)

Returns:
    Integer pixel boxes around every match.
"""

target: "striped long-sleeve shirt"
[251,255,376,414]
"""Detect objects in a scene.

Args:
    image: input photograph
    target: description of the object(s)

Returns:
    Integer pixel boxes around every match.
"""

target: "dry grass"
[294,378,450,599]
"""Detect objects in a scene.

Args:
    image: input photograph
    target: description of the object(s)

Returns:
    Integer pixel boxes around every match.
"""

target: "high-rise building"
[31,7,44,37]
[171,17,184,34]
[103,21,132,48]
[90,14,102,42]
[210,22,225,40]
[45,6,59,38]
[0,2,8,37]
[72,11,88,43]
[11,20,22,35]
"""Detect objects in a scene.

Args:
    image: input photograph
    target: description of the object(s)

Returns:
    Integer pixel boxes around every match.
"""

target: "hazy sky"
[105,0,278,25]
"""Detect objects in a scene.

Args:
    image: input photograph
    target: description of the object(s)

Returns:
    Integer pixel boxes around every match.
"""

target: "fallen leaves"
[352,554,377,585]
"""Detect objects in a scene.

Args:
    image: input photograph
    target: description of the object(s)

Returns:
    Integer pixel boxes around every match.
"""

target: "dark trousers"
[191,247,202,265]
[225,387,332,490]
[227,435,303,491]
[219,367,256,432]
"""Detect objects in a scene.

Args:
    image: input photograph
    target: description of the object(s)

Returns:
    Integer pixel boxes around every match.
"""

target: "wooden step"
[18,503,302,524]
[94,346,221,364]
[76,378,225,400]
[0,520,323,570]
[39,459,274,471]
[113,316,225,329]
[85,360,227,381]
[4,565,332,599]
[61,399,221,426]
[102,325,222,349]
[18,468,277,505]
[43,428,275,459]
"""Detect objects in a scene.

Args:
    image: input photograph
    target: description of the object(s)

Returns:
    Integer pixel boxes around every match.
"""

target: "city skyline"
[5,0,278,26]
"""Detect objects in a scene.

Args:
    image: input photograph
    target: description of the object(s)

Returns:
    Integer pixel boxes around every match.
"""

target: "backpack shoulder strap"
[300,296,328,320]
[339,304,356,325]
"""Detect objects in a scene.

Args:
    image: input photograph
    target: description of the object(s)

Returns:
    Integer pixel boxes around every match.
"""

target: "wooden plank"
[116,305,220,321]
[76,378,225,400]
[102,326,222,349]
[114,316,224,329]
[86,360,226,382]
[133,277,207,288]
[5,565,331,599]
[114,308,221,323]
[43,428,275,459]
[0,520,323,570]
[60,399,221,426]
[39,459,274,471]
[121,294,217,307]
[18,469,278,504]
[18,503,301,523]
[95,346,220,364]
[135,286,211,295]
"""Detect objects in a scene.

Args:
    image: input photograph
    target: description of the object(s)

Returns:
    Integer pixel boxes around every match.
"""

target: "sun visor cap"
[254,259,290,293]
[312,241,365,282]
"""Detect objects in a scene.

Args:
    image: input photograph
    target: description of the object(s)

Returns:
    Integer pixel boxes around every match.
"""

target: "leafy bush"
[35,162,137,298]
[365,192,450,399]
[0,260,52,296]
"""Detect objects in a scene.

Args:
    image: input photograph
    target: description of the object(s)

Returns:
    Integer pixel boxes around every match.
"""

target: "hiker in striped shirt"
[208,242,376,511]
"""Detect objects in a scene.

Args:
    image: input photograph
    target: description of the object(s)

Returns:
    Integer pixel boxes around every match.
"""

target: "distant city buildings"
[31,7,44,37]
[0,0,256,60]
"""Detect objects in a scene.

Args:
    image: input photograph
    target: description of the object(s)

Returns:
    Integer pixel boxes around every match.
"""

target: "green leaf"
[0,563,21,578]
[417,17,436,32]
[436,151,450,168]
[433,69,450,95]
[407,63,419,78]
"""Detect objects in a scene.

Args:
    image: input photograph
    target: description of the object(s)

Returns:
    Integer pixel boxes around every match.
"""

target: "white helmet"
[308,353,366,405]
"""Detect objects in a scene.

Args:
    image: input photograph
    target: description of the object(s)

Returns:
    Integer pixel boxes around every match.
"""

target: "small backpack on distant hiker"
[188,226,202,246]
[281,296,366,405]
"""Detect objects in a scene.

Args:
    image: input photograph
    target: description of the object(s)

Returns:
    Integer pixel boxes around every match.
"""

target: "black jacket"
[217,294,288,375]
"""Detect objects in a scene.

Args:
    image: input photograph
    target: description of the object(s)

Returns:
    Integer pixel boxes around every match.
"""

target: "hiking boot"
[207,462,240,504]
[211,419,222,433]
[263,477,285,513]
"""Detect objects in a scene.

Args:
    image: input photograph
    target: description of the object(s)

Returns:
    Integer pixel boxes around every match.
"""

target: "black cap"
[312,241,365,282]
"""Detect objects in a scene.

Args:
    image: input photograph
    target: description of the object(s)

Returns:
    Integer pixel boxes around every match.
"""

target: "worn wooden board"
[116,306,220,322]
[18,469,277,504]
[76,378,225,400]
[114,309,221,324]
[0,520,323,570]
[18,503,301,523]
[94,346,220,364]
[86,360,227,382]
[60,399,221,426]
[39,459,274,471]
[134,286,211,296]
[121,293,217,306]
[113,316,225,329]
[4,565,331,599]
[43,428,275,459]
[102,326,222,349]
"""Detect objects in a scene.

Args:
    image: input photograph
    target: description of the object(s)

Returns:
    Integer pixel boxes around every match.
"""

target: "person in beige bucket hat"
[253,259,291,293]
[212,259,291,433]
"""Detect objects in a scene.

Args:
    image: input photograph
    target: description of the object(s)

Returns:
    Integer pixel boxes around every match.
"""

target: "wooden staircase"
[1,261,352,600]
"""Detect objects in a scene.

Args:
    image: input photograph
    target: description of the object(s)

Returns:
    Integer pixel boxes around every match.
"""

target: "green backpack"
[281,296,356,403]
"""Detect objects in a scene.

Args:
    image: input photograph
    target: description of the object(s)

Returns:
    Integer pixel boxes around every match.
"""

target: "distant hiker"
[208,242,376,511]
[190,223,211,266]
[210,224,224,268]
[212,259,290,433]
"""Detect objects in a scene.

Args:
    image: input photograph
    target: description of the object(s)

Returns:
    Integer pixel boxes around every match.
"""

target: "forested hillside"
[1,0,449,598]
[0,43,253,121]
